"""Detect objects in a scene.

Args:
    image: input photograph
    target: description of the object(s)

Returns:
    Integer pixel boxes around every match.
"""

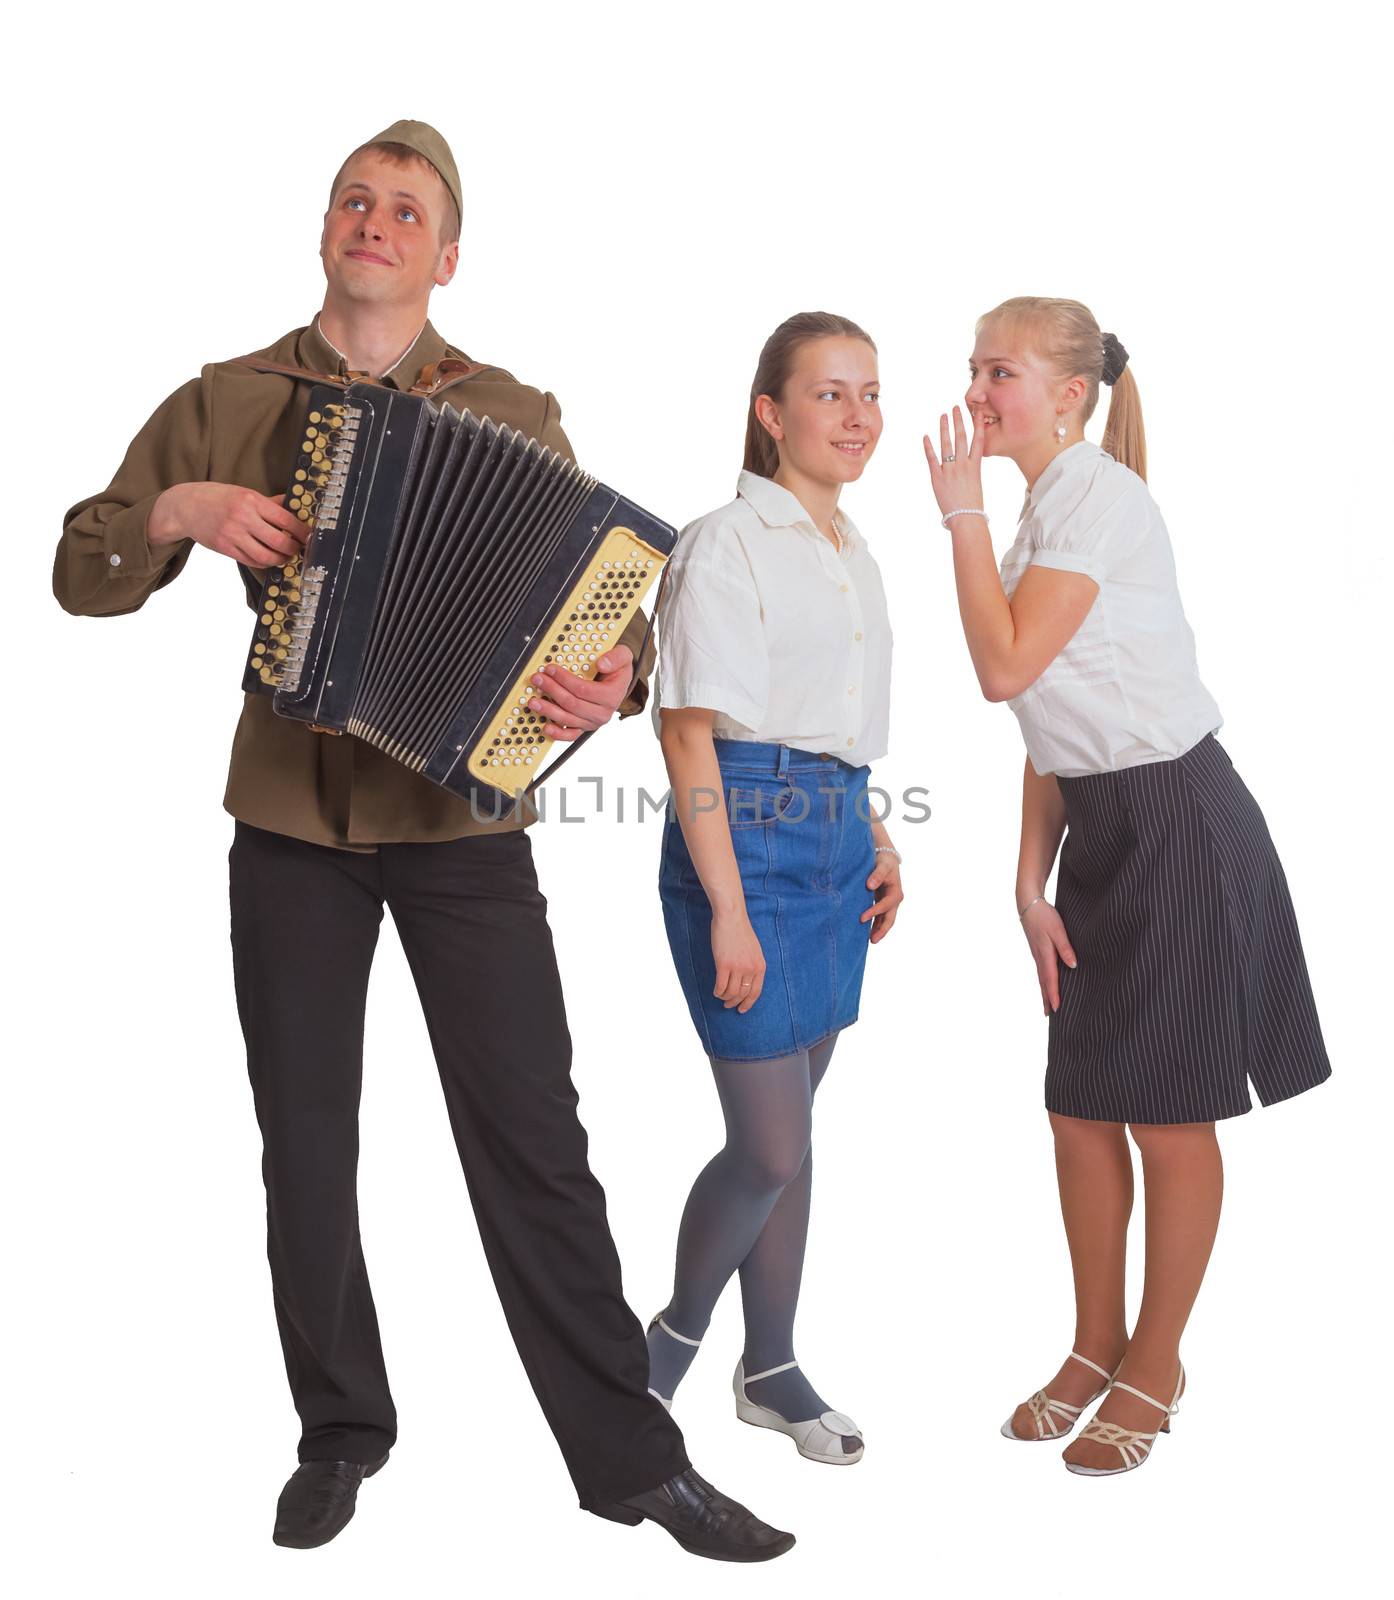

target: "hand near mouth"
[922,404,985,526]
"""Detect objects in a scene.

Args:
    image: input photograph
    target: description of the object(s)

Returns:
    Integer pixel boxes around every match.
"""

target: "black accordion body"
[244,382,675,810]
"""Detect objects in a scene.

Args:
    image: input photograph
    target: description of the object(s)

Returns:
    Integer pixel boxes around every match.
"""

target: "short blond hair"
[327,140,460,249]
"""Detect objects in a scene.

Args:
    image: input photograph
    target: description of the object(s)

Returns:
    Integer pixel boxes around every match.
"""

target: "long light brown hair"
[977,296,1146,480]
[743,312,877,477]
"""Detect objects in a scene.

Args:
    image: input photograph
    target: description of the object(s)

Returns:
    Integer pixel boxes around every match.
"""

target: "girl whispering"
[925,296,1330,1475]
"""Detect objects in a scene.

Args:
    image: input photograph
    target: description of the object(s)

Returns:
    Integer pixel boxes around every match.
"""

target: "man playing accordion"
[54,118,793,1564]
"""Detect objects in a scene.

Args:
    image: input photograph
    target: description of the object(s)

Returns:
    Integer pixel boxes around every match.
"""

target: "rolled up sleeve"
[655,555,769,731]
[1029,463,1147,587]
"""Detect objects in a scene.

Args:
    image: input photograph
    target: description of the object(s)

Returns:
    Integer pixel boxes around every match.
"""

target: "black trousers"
[229,820,689,1509]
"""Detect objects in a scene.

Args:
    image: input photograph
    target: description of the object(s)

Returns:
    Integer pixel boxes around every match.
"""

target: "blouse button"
[109,553,122,567]
[846,737,854,747]
[854,631,862,641]
[847,685,857,695]
[840,583,849,593]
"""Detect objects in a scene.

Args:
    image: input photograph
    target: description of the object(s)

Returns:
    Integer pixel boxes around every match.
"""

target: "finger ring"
[945,453,957,463]
[740,978,752,987]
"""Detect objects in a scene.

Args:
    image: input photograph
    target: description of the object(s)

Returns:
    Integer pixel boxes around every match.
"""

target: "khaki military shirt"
[54,318,656,851]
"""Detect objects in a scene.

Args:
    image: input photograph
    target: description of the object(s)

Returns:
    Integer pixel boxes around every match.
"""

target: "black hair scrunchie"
[1101,332,1129,386]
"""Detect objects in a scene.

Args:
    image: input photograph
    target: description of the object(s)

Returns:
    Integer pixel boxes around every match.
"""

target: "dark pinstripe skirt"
[1047,733,1331,1124]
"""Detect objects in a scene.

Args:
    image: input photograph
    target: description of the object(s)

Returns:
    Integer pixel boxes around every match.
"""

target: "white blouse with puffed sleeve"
[651,471,892,766]
[998,441,1221,777]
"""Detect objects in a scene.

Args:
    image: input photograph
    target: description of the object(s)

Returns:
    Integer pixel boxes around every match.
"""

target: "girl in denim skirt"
[645,313,901,1466]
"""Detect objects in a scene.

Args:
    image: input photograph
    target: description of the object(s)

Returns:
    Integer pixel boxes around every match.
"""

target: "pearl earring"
[1055,419,1067,442]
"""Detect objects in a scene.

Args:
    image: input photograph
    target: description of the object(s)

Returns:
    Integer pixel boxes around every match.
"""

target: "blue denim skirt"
[658,739,876,1061]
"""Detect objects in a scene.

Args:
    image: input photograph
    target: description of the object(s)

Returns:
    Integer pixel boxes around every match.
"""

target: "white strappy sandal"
[1001,1351,1119,1441]
[1065,1366,1185,1476]
[646,1312,701,1412]
[733,1360,864,1465]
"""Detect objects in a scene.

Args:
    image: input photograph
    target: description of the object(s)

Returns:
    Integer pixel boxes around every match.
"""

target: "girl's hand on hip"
[1020,898,1077,1014]
[712,907,766,1011]
[922,404,985,523]
[862,854,904,943]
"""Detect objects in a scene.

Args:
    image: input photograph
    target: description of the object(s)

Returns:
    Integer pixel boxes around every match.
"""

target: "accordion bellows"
[245,383,675,806]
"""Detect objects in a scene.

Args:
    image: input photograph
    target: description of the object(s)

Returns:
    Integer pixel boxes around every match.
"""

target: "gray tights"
[646,1032,839,1422]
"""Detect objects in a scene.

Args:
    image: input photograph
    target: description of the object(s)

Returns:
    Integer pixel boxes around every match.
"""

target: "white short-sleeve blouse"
[652,471,892,766]
[999,441,1221,777]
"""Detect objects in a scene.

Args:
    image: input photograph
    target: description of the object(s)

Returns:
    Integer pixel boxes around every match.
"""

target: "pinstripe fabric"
[1047,734,1331,1123]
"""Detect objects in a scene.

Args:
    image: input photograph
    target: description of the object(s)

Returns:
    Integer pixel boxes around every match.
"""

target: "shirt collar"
[1024,439,1104,509]
[298,315,448,391]
[736,469,860,554]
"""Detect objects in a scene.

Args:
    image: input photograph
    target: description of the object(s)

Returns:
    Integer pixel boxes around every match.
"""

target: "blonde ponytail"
[1100,364,1146,481]
[977,296,1148,481]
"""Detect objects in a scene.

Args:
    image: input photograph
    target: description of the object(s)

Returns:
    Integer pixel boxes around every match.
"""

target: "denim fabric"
[659,740,876,1061]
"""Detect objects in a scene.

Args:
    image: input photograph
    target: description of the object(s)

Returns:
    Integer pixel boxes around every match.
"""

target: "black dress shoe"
[272,1454,389,1549]
[592,1467,794,1562]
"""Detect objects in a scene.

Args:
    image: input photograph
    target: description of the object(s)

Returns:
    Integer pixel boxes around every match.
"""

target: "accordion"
[243,381,675,809]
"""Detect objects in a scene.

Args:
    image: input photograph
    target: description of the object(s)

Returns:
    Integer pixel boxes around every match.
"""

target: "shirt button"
[846,738,854,748]
[848,686,857,695]
[840,583,850,593]
[854,631,863,641]
[109,553,122,567]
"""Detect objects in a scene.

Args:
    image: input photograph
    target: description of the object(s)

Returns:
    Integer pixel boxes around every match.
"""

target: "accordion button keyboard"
[469,532,668,778]
[244,412,359,692]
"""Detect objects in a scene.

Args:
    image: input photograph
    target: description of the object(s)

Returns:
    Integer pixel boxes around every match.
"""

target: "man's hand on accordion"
[527,645,635,741]
[148,482,307,568]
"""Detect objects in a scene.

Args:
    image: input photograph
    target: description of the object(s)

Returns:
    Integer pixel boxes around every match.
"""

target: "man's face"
[320,150,458,308]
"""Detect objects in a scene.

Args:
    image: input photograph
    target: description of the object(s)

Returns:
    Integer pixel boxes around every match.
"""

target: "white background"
[6,2,1387,1596]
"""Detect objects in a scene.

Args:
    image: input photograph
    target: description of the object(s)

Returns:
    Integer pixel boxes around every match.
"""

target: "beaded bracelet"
[874,845,902,864]
[941,508,988,528]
